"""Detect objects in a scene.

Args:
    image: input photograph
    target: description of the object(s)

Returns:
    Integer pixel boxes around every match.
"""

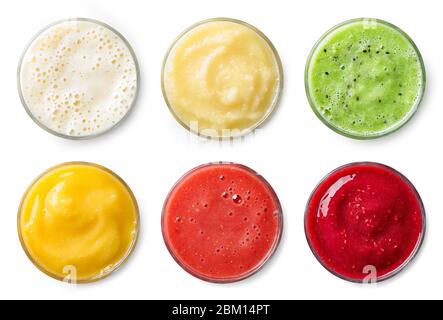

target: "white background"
[0,0,440,300]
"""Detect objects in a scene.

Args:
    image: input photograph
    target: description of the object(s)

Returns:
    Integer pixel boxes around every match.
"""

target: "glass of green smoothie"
[305,18,426,139]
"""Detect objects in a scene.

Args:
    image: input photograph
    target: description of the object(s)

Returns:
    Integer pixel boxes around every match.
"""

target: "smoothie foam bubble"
[19,19,138,138]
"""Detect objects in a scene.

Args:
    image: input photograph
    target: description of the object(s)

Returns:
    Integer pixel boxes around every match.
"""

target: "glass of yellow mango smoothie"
[18,162,139,283]
[162,18,284,139]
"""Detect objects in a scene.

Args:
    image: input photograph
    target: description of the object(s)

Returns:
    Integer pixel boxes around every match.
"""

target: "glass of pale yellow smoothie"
[162,18,284,139]
[18,162,139,283]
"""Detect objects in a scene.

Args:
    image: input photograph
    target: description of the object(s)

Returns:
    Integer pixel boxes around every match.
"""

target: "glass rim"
[17,161,140,284]
[161,17,284,140]
[161,162,284,283]
[304,161,426,283]
[17,17,141,140]
[305,18,427,140]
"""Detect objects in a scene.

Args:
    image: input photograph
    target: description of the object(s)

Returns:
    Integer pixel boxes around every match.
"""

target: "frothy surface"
[20,19,138,138]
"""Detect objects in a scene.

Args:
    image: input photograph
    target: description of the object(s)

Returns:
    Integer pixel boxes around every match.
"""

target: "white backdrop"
[1,0,440,300]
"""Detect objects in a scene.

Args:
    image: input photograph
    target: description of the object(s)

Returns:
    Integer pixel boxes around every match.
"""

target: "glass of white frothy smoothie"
[18,18,140,139]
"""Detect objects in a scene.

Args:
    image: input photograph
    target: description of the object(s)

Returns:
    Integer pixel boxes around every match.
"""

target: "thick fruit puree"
[162,19,282,138]
[19,163,139,282]
[306,163,424,281]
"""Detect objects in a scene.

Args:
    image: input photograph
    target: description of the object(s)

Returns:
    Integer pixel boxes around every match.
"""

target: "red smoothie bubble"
[162,163,283,283]
[305,162,425,282]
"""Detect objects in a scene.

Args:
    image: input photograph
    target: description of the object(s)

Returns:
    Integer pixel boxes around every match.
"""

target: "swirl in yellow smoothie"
[18,163,138,282]
[163,20,282,138]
